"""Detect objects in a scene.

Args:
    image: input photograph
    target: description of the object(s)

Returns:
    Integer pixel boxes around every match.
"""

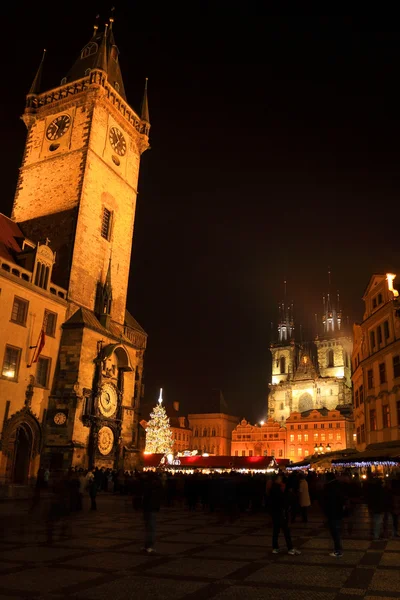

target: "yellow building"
[268,292,352,423]
[0,216,67,485]
[1,18,149,477]
[286,408,354,462]
[352,273,400,450]
[231,418,286,458]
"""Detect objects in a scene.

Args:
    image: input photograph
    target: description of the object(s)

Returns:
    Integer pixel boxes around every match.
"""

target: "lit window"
[36,357,50,387]
[321,433,326,441]
[304,449,309,456]
[2,345,21,380]
[11,297,28,325]
[304,434,308,442]
[382,405,391,428]
[298,447,302,455]
[290,434,294,442]
[297,434,302,441]
[314,433,318,440]
[44,310,57,337]
[336,433,341,441]
[329,433,333,440]
[101,207,112,240]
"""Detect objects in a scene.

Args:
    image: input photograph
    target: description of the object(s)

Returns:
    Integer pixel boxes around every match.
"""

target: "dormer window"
[81,42,98,59]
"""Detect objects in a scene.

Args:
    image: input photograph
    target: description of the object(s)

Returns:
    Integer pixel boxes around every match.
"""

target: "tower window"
[34,262,50,290]
[11,297,28,325]
[327,349,334,367]
[101,208,113,240]
[81,42,98,59]
[280,356,286,374]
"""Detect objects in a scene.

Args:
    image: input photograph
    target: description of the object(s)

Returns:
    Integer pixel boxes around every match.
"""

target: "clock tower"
[11,18,150,470]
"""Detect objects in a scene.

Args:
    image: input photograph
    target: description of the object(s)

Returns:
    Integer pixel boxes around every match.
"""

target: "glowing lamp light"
[386,273,399,297]
[3,369,15,378]
[326,444,331,452]
[143,451,152,455]
[167,453,174,464]
[260,421,265,426]
[202,453,209,457]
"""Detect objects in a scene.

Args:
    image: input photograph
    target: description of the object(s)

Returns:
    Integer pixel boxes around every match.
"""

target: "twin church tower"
[268,280,353,422]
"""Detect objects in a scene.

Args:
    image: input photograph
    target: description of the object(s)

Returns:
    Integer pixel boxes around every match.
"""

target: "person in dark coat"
[269,474,301,555]
[142,471,163,553]
[321,473,346,557]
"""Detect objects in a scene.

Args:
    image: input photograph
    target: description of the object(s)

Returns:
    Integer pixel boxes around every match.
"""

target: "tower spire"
[141,77,150,123]
[94,23,108,72]
[28,49,46,96]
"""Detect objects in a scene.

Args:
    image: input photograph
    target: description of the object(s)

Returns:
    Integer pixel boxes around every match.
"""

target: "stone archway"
[298,393,313,413]
[2,408,42,484]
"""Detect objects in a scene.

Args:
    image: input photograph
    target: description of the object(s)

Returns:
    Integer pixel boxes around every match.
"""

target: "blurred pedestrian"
[299,473,311,523]
[321,473,346,557]
[269,474,301,556]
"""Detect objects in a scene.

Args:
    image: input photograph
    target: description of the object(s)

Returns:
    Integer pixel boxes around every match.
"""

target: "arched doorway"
[13,424,33,484]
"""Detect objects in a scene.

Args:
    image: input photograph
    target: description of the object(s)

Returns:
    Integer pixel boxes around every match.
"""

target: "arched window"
[211,428,216,436]
[194,428,198,437]
[327,349,334,367]
[203,428,207,437]
[280,403,284,410]
[81,42,98,59]
[280,356,286,374]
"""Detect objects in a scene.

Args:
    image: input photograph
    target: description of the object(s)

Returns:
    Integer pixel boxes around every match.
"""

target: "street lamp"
[319,444,324,453]
[326,443,331,452]
[314,444,319,454]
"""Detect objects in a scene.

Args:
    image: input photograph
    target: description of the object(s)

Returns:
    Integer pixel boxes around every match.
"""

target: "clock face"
[46,114,71,140]
[99,384,118,417]
[54,412,67,425]
[109,126,126,156]
[98,426,114,455]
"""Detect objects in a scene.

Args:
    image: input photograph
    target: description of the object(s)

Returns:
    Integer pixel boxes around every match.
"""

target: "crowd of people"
[31,466,400,555]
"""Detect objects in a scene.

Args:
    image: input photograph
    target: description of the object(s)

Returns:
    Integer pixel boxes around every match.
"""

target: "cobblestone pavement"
[0,494,399,599]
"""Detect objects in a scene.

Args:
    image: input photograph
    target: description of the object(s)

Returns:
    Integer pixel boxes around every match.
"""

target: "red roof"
[0,213,25,263]
[142,454,289,469]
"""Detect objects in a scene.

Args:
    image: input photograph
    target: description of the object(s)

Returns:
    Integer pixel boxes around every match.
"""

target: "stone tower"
[11,19,150,470]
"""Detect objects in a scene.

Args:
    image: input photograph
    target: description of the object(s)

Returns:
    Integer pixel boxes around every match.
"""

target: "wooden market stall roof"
[142,454,290,470]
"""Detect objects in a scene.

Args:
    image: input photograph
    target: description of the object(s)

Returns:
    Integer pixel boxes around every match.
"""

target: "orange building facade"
[231,418,287,458]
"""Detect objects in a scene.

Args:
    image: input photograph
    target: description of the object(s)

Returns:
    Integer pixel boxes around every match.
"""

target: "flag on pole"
[28,329,46,367]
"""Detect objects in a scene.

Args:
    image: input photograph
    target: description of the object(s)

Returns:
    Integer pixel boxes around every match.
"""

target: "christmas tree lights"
[145,388,174,454]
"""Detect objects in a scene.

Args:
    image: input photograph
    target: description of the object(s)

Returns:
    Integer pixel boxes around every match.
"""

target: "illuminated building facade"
[231,418,286,458]
[352,273,400,450]
[285,407,354,462]
[189,390,239,455]
[268,286,352,423]
[1,18,149,480]
[0,216,67,485]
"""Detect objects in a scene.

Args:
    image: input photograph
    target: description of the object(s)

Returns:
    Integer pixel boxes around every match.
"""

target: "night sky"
[2,6,400,421]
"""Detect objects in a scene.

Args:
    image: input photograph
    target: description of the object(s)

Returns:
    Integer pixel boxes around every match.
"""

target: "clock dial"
[98,426,114,455]
[46,114,71,141]
[109,126,126,156]
[99,384,118,417]
[54,412,67,425]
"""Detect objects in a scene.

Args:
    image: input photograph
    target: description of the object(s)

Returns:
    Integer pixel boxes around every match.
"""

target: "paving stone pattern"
[0,495,399,599]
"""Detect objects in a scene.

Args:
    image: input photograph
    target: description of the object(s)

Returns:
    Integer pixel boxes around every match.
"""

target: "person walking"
[321,472,346,557]
[142,471,163,553]
[269,474,301,555]
[86,469,97,511]
[299,473,311,523]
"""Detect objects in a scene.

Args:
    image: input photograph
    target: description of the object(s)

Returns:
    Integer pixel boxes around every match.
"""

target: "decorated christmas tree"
[145,388,174,454]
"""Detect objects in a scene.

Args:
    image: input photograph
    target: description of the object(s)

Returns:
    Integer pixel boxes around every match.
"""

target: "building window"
[101,207,112,240]
[378,293,383,305]
[280,403,284,410]
[336,422,340,428]
[336,432,341,441]
[384,320,390,340]
[298,447,302,456]
[356,427,361,445]
[379,362,386,384]
[321,423,325,429]
[36,357,50,387]
[328,433,333,440]
[355,389,359,408]
[212,429,216,436]
[2,345,21,380]
[382,405,391,428]
[393,356,400,379]
[81,42,98,58]
[297,424,301,429]
[278,449,283,457]
[377,325,383,345]
[372,297,377,309]
[314,423,318,429]
[304,449,309,456]
[203,428,207,437]
[290,425,294,430]
[280,356,286,374]
[314,433,318,440]
[249,450,253,457]
[327,349,334,367]
[44,310,57,337]
[367,369,374,389]
[329,422,333,428]
[290,434,294,442]
[317,388,321,395]
[297,434,302,441]
[304,433,308,441]
[290,446,295,457]
[370,409,377,431]
[359,385,364,404]
[304,424,308,429]
[242,450,245,456]
[235,451,238,456]
[370,330,376,351]
[11,297,28,325]
[321,433,326,441]
[194,428,198,437]
[34,262,50,290]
